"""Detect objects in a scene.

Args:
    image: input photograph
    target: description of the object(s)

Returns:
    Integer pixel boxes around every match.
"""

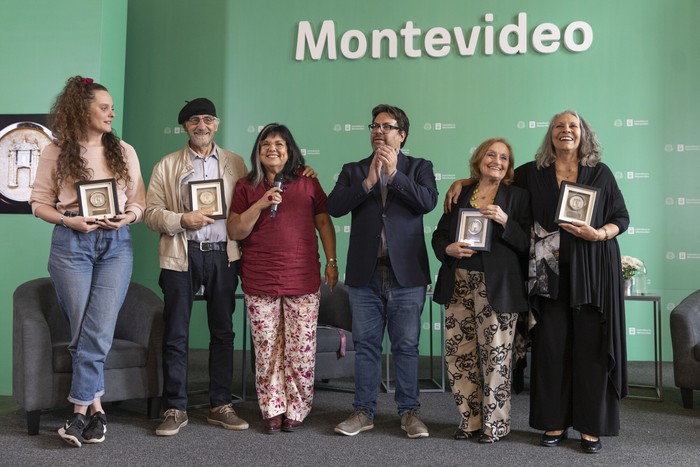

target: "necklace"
[469,182,495,208]
[555,161,578,183]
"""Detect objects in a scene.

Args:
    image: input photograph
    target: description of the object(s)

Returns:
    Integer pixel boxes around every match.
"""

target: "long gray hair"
[534,110,601,169]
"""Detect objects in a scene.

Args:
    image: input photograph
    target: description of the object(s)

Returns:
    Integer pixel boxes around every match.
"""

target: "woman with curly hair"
[432,137,531,444]
[29,75,146,447]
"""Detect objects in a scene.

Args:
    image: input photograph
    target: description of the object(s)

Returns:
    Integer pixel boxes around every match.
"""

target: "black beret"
[178,98,217,124]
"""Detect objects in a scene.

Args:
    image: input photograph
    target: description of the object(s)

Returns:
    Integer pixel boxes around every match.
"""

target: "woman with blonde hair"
[433,137,530,443]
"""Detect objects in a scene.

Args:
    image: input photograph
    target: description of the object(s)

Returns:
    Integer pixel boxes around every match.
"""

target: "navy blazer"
[431,183,531,313]
[327,151,438,288]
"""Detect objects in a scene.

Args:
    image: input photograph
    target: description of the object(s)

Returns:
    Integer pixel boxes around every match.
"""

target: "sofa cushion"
[52,338,148,373]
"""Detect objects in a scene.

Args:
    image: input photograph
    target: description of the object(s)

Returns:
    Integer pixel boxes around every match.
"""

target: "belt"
[377,256,391,267]
[188,240,227,252]
[64,211,79,217]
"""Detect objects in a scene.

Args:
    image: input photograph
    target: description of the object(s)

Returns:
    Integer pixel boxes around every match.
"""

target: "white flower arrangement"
[621,255,644,280]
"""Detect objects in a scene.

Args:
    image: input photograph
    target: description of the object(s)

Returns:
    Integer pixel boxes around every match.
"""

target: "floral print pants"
[246,292,319,422]
[444,269,518,439]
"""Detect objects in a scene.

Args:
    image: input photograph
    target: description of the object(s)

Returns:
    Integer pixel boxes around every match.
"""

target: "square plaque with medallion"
[456,208,492,251]
[189,178,226,219]
[555,181,599,225]
[76,178,119,220]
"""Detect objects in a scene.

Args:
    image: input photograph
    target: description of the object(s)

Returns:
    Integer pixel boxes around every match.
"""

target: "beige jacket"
[144,144,247,272]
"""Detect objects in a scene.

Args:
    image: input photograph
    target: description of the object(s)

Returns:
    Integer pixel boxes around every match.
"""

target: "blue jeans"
[348,264,426,418]
[48,225,133,406]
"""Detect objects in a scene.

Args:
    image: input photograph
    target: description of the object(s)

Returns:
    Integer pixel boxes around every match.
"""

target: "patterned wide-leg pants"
[246,292,319,422]
[444,269,518,439]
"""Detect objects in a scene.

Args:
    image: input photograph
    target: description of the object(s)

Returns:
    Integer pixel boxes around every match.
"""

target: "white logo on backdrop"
[247,126,256,133]
[628,226,651,234]
[430,122,456,130]
[676,197,700,205]
[334,124,342,132]
[524,120,548,129]
[665,197,674,205]
[424,123,432,130]
[664,144,674,152]
[666,252,675,260]
[435,172,456,181]
[627,171,650,179]
[517,121,526,129]
[614,171,623,179]
[674,144,700,152]
[340,124,365,132]
[164,127,172,134]
[619,118,649,127]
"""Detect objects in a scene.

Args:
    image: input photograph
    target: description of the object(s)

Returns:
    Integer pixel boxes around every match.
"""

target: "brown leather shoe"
[264,414,283,434]
[282,417,302,432]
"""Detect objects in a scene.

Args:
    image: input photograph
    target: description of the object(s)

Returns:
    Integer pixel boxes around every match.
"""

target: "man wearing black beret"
[145,98,249,436]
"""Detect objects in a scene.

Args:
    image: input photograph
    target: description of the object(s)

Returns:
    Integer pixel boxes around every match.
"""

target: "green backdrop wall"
[1,0,698,396]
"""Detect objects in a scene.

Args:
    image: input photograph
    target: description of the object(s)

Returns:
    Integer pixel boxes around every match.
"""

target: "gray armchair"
[13,277,164,435]
[315,281,355,385]
[670,289,700,409]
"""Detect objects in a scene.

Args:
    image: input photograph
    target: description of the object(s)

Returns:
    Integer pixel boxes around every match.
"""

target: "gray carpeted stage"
[1,351,697,466]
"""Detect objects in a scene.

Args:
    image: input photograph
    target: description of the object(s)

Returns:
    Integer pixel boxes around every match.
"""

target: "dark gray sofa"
[670,289,700,408]
[13,277,164,434]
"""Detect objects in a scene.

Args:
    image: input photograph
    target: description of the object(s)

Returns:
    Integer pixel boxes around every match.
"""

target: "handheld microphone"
[270,173,283,218]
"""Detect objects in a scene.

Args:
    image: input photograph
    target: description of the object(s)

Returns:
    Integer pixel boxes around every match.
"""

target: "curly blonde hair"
[49,76,130,188]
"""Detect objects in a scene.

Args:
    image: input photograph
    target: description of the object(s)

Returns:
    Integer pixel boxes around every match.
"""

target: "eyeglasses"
[187,115,218,125]
[368,123,400,132]
[260,141,286,151]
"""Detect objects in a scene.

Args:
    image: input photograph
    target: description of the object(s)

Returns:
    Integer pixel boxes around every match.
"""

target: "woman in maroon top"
[228,123,337,434]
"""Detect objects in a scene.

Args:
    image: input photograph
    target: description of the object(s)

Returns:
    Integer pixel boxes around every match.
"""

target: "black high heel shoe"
[540,429,568,447]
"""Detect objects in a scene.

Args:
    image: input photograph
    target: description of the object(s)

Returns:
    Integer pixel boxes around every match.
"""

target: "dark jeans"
[159,250,239,410]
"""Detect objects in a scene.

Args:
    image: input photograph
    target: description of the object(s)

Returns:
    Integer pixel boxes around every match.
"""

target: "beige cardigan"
[144,144,247,272]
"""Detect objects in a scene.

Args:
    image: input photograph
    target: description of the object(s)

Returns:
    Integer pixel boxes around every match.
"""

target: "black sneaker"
[82,412,107,444]
[58,413,88,447]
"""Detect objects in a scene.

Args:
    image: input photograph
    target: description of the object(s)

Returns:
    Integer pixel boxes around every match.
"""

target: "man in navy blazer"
[328,104,438,438]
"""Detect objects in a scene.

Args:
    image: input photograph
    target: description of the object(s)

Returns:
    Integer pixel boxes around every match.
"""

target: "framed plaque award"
[76,178,119,219]
[189,178,226,219]
[555,181,599,225]
[456,208,491,251]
